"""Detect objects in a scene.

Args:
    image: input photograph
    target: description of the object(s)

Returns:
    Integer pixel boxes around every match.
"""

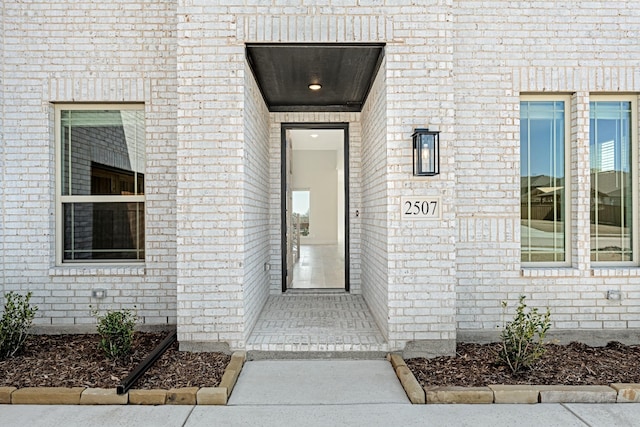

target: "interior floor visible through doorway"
[291,244,344,289]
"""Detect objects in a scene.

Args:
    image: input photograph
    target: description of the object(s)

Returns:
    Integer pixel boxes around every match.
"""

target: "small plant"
[92,307,137,360]
[0,291,38,359]
[498,295,551,374]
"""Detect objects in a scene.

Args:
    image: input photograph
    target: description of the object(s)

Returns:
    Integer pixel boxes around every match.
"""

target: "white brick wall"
[1,2,5,302]
[3,0,640,351]
[454,1,640,337]
[243,61,271,342]
[1,0,177,329]
[360,56,389,340]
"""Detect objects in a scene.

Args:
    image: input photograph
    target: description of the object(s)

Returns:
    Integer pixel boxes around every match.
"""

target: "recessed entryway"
[281,124,349,291]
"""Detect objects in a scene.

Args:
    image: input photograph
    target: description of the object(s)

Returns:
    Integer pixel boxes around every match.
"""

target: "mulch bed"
[0,332,231,389]
[4,334,640,390]
[407,341,640,388]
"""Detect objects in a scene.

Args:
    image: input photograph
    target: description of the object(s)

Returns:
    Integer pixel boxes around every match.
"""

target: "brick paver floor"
[246,294,388,352]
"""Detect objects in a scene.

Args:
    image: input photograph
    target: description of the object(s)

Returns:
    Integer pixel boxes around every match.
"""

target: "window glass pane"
[63,202,145,261]
[61,110,145,196]
[590,101,633,262]
[520,101,566,262]
[292,190,310,236]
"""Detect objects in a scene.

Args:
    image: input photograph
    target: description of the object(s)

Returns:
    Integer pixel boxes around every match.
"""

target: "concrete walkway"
[228,360,407,405]
[1,360,640,426]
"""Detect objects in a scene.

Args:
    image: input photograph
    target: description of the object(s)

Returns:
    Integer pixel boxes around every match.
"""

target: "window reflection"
[63,202,145,261]
[521,101,566,262]
[60,108,145,262]
[590,101,633,262]
[61,110,145,196]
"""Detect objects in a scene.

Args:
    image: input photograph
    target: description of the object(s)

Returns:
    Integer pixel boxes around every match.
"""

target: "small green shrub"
[92,307,137,360]
[0,291,38,359]
[498,295,551,374]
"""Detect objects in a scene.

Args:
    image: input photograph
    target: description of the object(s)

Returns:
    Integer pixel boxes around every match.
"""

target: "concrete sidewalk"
[2,403,640,426]
[1,360,640,426]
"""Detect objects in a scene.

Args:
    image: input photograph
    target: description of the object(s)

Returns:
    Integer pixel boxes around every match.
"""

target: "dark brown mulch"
[4,335,639,390]
[407,341,640,388]
[0,332,231,389]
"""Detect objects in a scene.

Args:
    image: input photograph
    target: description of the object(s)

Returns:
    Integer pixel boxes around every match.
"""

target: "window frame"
[55,103,146,266]
[520,94,572,267]
[589,94,639,267]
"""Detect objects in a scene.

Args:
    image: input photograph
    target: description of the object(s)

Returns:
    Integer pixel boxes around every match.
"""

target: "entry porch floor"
[246,294,388,353]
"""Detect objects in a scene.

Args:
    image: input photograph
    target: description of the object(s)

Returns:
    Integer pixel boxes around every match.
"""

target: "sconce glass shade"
[412,128,440,176]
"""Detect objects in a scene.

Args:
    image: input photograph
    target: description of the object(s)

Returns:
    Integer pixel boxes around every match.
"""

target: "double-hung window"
[56,104,145,263]
[590,96,638,264]
[520,96,570,264]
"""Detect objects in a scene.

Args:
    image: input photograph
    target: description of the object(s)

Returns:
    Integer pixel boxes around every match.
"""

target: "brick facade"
[1,1,640,354]
[454,2,640,342]
[2,0,177,329]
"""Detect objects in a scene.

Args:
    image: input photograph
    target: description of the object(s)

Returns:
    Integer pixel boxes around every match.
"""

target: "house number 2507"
[401,197,441,220]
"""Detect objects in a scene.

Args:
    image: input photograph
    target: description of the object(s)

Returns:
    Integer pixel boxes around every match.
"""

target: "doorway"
[281,123,349,292]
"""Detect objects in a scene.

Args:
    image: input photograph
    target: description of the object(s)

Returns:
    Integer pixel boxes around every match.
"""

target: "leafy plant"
[92,307,137,360]
[498,295,551,374]
[0,291,38,359]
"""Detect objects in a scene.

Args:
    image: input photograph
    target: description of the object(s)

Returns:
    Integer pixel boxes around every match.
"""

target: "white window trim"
[54,103,145,266]
[520,94,572,268]
[589,94,639,267]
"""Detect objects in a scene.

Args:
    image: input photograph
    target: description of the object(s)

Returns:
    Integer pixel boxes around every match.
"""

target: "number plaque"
[401,197,441,220]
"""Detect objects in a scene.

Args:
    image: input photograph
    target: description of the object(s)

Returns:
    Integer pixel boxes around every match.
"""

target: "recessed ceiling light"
[310,134,319,138]
[308,83,322,91]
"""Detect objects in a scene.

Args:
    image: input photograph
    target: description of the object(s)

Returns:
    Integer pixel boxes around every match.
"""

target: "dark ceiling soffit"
[245,43,385,113]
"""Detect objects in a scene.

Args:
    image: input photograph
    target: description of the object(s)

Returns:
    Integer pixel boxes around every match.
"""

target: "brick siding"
[1,0,640,351]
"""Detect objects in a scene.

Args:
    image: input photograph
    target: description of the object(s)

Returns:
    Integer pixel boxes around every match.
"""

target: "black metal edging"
[117,329,177,395]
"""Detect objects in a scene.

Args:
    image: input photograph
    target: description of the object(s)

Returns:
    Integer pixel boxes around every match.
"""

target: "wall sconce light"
[412,128,440,176]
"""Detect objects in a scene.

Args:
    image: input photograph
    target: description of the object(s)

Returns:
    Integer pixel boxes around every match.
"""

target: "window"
[590,96,637,264]
[292,190,310,236]
[520,97,570,264]
[56,105,145,263]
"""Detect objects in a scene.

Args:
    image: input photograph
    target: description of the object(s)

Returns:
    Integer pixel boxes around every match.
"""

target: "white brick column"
[176,2,246,351]
[571,92,591,271]
[385,3,458,356]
